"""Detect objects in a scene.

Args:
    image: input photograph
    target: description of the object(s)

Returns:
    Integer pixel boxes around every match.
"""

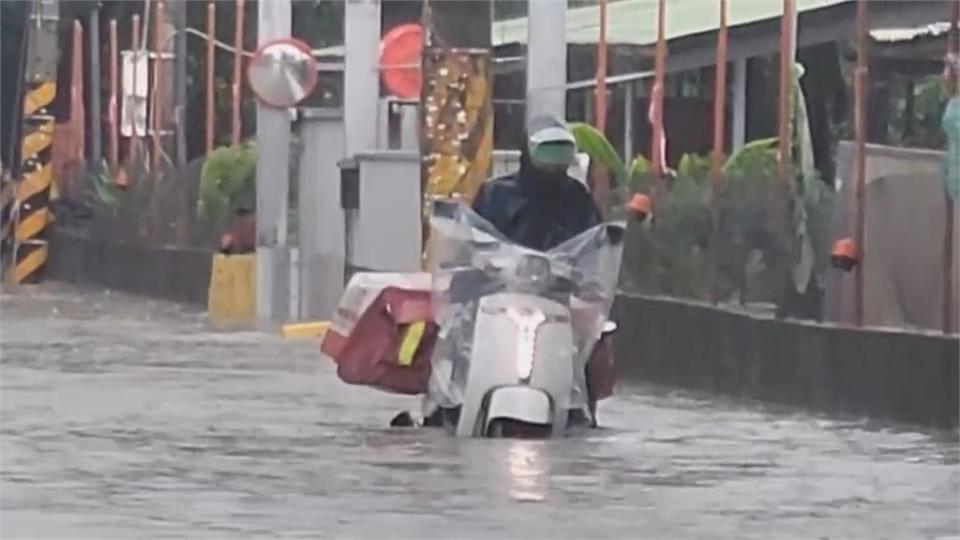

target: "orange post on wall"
[108,19,119,168]
[231,0,245,146]
[128,14,141,163]
[70,20,86,164]
[706,0,729,304]
[151,1,165,170]
[650,0,667,183]
[776,0,795,194]
[595,0,608,134]
[710,0,729,198]
[592,0,610,208]
[206,1,216,154]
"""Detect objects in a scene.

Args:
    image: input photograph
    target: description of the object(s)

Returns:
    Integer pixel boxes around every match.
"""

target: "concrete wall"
[827,142,959,333]
[46,229,212,306]
[613,294,960,429]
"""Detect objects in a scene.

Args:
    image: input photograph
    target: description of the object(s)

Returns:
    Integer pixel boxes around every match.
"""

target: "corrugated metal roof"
[870,22,952,43]
[315,0,852,57]
[492,0,851,46]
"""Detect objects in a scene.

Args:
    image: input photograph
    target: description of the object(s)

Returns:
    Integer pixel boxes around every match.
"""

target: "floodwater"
[1,284,958,539]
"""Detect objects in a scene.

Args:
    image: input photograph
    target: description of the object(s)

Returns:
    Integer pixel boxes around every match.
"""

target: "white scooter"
[427,201,625,438]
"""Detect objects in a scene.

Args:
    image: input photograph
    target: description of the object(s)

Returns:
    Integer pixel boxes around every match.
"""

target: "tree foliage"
[197,143,256,223]
[571,125,833,304]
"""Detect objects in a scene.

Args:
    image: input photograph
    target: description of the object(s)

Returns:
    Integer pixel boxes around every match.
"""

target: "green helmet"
[527,115,577,170]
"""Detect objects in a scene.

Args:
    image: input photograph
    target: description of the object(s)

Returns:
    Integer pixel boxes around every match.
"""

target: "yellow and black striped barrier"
[0,177,15,272]
[11,80,57,285]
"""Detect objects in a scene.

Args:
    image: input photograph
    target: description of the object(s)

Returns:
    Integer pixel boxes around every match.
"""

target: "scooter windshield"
[426,199,626,410]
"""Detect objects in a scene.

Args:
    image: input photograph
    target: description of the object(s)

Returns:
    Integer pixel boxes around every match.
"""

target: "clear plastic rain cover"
[426,199,625,410]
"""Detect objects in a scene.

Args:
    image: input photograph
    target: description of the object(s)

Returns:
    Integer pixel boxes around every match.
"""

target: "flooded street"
[1,284,958,539]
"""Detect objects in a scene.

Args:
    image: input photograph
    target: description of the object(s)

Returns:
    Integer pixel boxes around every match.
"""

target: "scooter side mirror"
[603,224,626,246]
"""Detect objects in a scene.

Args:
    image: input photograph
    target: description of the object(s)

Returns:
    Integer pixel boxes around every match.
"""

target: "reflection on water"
[507,441,547,502]
[1,285,958,539]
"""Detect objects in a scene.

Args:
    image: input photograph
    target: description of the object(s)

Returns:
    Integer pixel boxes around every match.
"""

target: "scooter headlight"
[506,307,547,381]
[515,254,551,288]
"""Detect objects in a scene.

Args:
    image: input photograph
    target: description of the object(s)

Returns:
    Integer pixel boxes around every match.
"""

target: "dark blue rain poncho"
[471,132,601,252]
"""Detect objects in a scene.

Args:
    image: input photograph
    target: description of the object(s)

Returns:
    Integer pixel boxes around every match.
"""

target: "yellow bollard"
[207,253,256,328]
[281,321,331,340]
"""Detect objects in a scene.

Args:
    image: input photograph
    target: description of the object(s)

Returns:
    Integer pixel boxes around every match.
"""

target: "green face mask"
[529,141,576,171]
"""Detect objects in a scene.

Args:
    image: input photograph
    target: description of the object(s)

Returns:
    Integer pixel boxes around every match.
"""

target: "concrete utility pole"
[343,0,380,156]
[255,0,292,325]
[526,0,567,123]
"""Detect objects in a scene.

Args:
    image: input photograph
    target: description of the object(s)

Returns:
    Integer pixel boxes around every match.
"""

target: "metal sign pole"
[254,0,292,325]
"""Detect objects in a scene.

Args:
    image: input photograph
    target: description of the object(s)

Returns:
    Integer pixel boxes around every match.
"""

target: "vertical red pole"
[206,2,216,154]
[853,0,868,327]
[592,0,610,208]
[773,0,796,316]
[650,0,667,182]
[944,1,959,334]
[129,14,141,162]
[710,0,728,203]
[72,21,86,161]
[595,0,608,133]
[109,19,119,167]
[706,0,729,303]
[776,0,795,195]
[68,20,86,199]
[231,0,245,146]
[152,1,164,170]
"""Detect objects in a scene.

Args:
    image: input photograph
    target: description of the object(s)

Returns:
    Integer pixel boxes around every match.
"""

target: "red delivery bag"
[321,273,436,394]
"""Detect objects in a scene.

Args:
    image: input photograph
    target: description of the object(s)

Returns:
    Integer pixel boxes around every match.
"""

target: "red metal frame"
[650,0,667,183]
[710,0,728,196]
[205,1,215,153]
[128,14,141,162]
[108,19,119,167]
[231,0,245,145]
[595,0,608,134]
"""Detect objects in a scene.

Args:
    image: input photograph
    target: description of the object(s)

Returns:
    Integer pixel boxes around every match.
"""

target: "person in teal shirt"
[943,53,960,202]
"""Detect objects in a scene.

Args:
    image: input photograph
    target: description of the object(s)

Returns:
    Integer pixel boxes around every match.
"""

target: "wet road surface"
[1,284,958,539]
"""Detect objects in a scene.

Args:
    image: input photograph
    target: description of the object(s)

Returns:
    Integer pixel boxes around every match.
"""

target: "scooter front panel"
[456,293,575,437]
